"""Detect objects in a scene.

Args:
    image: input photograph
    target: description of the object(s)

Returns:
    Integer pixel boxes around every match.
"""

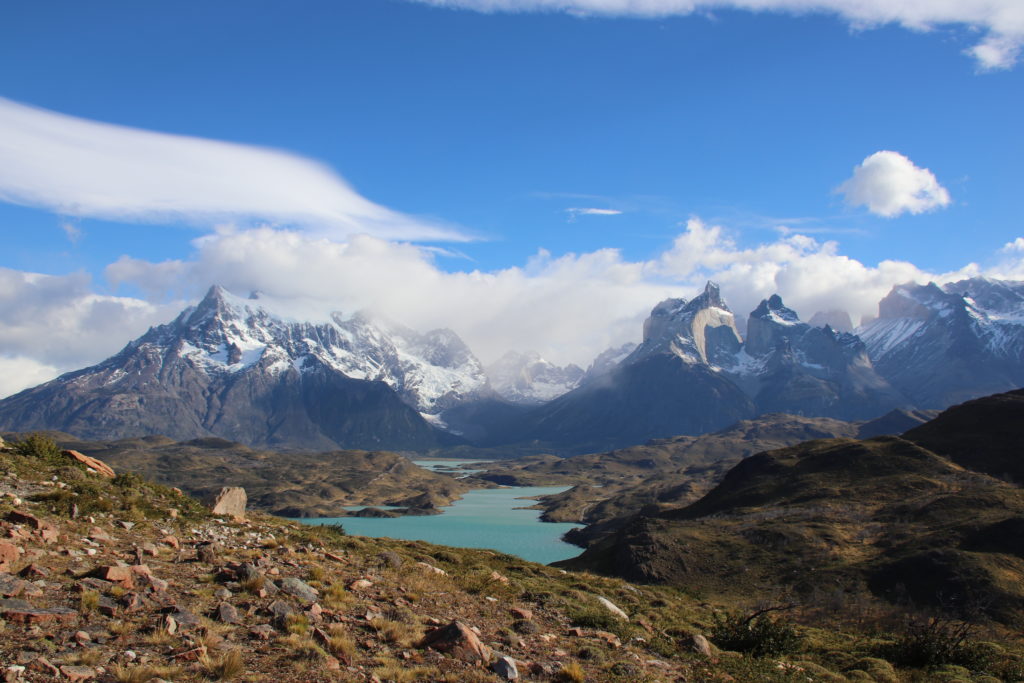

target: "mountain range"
[0,277,1021,453]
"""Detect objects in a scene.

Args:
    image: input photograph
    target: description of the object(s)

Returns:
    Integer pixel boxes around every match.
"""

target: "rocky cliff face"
[858,277,1024,409]
[0,286,489,450]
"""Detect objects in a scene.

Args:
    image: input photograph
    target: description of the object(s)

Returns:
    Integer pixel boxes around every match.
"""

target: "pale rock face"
[210,487,247,521]
[631,281,743,366]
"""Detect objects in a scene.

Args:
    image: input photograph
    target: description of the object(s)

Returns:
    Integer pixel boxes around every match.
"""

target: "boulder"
[210,487,247,521]
[491,655,519,680]
[419,621,492,663]
[62,450,115,478]
[683,633,713,657]
[278,577,319,603]
[595,596,628,620]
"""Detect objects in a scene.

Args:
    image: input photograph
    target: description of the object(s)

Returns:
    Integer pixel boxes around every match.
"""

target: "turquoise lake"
[301,482,584,565]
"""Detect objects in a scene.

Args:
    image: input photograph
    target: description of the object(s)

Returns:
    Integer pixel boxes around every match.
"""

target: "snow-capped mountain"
[727,293,906,419]
[500,282,903,454]
[485,351,584,405]
[0,286,488,450]
[858,277,1024,408]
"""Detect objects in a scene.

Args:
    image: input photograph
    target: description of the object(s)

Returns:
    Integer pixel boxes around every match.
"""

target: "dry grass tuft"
[199,648,245,681]
[369,617,424,647]
[111,663,183,683]
[554,660,586,682]
[280,634,329,662]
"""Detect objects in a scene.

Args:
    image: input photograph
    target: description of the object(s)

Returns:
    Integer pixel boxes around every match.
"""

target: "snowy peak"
[877,282,962,321]
[145,285,490,417]
[486,351,584,405]
[745,294,805,357]
[858,278,1024,409]
[943,277,1024,322]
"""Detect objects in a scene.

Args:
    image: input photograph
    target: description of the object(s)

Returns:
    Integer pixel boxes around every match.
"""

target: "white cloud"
[566,207,624,221]
[836,151,951,218]
[408,0,1024,70]
[0,268,182,396]
[0,356,61,400]
[102,218,999,369]
[0,97,469,242]
[1001,237,1024,253]
[5,219,1019,399]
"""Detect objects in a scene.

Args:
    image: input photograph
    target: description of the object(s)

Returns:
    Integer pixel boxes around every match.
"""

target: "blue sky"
[1,0,1022,395]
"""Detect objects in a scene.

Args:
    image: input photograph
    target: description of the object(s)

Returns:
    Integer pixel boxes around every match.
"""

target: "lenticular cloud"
[410,0,1024,70]
[0,97,468,242]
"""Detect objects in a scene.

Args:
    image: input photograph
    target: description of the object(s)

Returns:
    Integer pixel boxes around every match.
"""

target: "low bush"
[878,616,993,670]
[710,607,803,657]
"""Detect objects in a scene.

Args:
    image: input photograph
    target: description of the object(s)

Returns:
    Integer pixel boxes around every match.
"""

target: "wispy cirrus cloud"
[566,207,624,221]
[408,0,1024,70]
[0,97,471,242]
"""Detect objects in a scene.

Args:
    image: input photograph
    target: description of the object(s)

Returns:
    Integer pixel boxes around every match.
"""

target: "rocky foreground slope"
[2,430,1024,681]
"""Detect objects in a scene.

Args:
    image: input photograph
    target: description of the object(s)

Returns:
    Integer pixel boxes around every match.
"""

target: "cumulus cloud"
[101,218,997,371]
[5,219,1018,399]
[0,356,62,400]
[408,0,1024,70]
[0,268,183,396]
[836,151,951,218]
[0,97,468,242]
[1002,237,1024,253]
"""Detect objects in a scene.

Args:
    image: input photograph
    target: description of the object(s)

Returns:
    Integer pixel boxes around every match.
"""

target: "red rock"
[94,566,135,588]
[27,657,59,676]
[418,621,492,663]
[1,605,78,625]
[88,527,113,544]
[567,627,586,637]
[0,542,19,570]
[489,571,510,584]
[39,527,59,544]
[18,564,48,579]
[6,511,43,528]
[59,664,97,681]
[160,535,180,549]
[63,450,115,478]
[593,630,622,648]
[324,551,345,563]
[171,646,207,662]
[0,573,30,597]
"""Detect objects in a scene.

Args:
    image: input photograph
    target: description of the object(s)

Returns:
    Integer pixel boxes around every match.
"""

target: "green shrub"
[710,609,803,657]
[878,617,993,670]
[11,433,62,464]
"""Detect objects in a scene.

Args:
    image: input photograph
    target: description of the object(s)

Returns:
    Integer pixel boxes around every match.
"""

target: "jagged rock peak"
[750,294,800,324]
[688,280,728,312]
